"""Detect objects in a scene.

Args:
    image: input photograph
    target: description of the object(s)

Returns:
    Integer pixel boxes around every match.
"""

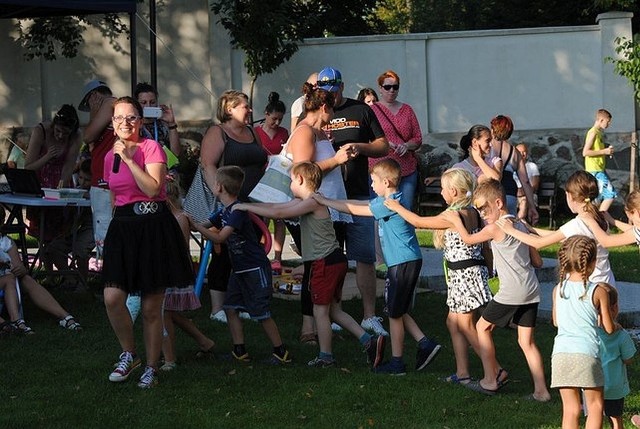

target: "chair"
[417,177,447,215]
[537,178,557,228]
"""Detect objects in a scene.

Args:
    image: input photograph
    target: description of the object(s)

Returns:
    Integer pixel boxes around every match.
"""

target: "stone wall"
[417,129,637,198]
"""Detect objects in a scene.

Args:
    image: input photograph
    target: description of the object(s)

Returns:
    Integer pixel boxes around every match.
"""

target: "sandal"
[11,319,34,335]
[496,368,510,390]
[59,315,82,331]
[299,332,318,345]
[0,321,14,336]
[442,373,472,385]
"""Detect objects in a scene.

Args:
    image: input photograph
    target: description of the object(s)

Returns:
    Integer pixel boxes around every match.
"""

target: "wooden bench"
[416,177,447,215]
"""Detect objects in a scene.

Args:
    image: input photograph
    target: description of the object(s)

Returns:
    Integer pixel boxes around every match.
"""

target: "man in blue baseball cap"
[316,67,390,337]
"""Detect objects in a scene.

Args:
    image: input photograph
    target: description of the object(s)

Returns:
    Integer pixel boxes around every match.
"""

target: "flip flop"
[464,380,498,396]
[442,373,472,385]
[496,368,510,390]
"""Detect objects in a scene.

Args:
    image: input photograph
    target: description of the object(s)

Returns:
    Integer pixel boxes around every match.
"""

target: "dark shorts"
[481,301,539,328]
[223,263,272,321]
[604,398,624,417]
[385,259,422,318]
[309,248,348,306]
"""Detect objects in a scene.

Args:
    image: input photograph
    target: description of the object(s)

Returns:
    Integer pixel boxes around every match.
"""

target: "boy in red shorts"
[235,162,385,368]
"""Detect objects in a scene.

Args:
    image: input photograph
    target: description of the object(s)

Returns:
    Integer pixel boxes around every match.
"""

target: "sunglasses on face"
[318,79,341,88]
[382,84,399,91]
[112,115,141,124]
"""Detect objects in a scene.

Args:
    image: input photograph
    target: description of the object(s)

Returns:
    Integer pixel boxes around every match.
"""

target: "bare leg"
[517,326,551,401]
[388,316,404,357]
[559,388,583,429]
[403,313,426,342]
[104,286,135,353]
[583,387,604,429]
[171,312,215,351]
[1,276,21,321]
[226,309,244,345]
[272,219,285,262]
[260,317,283,347]
[20,275,70,319]
[475,317,501,390]
[162,310,177,364]
[314,304,333,354]
[210,290,226,315]
[356,261,376,319]
[446,312,472,379]
[141,292,165,369]
[329,301,365,338]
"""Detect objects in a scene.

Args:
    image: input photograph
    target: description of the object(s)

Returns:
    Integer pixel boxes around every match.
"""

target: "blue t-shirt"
[369,192,422,267]
[211,201,269,271]
[597,327,636,400]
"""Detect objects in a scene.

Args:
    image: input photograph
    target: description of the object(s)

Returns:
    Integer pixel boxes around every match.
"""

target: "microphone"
[113,154,121,173]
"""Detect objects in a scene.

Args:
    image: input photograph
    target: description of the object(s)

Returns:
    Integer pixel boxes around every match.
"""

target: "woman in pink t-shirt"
[254,92,289,271]
[101,96,193,389]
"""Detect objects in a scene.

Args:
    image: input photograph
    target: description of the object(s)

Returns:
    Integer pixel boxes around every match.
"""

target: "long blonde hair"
[433,168,476,249]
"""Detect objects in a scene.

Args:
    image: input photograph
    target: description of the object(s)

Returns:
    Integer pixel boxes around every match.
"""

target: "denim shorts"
[335,211,375,264]
[589,171,617,201]
[224,264,272,320]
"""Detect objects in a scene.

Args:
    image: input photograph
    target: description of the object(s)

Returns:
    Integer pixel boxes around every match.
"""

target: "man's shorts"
[309,248,348,305]
[224,263,272,320]
[589,171,617,201]
[481,301,538,328]
[385,259,422,318]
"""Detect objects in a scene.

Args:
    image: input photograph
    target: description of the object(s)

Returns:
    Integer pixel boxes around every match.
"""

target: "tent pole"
[150,0,157,89]
[130,11,137,94]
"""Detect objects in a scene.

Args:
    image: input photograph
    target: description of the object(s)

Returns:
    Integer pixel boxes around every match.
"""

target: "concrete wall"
[0,5,636,148]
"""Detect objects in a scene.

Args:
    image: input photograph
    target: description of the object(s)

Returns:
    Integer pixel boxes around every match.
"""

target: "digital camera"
[143,106,163,119]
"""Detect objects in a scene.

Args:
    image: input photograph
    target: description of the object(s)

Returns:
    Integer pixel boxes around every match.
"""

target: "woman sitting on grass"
[0,210,82,333]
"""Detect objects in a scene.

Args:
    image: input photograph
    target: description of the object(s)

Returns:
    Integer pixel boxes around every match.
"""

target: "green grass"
[2,281,640,429]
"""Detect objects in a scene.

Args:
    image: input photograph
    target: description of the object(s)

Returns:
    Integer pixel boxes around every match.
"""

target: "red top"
[254,126,289,155]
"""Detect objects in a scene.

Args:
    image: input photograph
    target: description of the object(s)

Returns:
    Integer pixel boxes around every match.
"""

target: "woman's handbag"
[183,126,226,223]
[183,166,218,223]
[248,149,294,204]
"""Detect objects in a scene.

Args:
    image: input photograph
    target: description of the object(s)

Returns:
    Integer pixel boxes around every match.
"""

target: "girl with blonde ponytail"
[385,167,493,385]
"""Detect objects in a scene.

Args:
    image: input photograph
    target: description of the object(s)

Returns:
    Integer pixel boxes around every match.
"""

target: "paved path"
[192,233,640,325]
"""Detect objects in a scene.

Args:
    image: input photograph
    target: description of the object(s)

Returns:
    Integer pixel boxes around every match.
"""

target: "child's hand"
[496,217,516,233]
[232,203,246,212]
[383,198,401,212]
[311,192,326,204]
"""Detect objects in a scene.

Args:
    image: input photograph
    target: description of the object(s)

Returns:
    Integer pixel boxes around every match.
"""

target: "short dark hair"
[216,166,244,196]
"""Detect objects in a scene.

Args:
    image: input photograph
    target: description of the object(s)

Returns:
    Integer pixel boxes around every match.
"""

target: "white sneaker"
[239,311,251,320]
[361,316,389,337]
[209,310,227,323]
[331,322,343,332]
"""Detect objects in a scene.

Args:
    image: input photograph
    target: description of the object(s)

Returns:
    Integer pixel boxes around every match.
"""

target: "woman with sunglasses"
[369,70,422,210]
[24,105,82,262]
[101,96,193,389]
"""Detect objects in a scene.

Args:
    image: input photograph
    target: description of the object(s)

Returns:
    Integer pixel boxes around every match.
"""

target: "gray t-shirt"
[491,217,540,305]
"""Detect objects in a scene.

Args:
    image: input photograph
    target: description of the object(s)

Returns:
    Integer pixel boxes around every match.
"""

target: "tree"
[210,0,316,114]
[607,35,640,103]
[16,14,129,61]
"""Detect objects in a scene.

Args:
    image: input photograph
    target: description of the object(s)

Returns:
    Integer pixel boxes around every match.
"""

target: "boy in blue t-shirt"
[597,284,636,428]
[190,166,290,365]
[314,158,441,375]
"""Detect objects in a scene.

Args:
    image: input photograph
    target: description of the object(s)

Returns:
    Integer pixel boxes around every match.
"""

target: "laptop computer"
[4,168,44,197]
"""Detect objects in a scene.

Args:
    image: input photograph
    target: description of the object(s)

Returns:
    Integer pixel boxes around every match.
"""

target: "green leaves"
[606,35,640,102]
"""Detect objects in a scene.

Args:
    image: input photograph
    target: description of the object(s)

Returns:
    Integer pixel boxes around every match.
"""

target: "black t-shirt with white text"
[327,98,385,197]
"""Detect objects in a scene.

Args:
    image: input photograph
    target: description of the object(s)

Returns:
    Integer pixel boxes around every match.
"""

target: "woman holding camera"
[135,82,181,157]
